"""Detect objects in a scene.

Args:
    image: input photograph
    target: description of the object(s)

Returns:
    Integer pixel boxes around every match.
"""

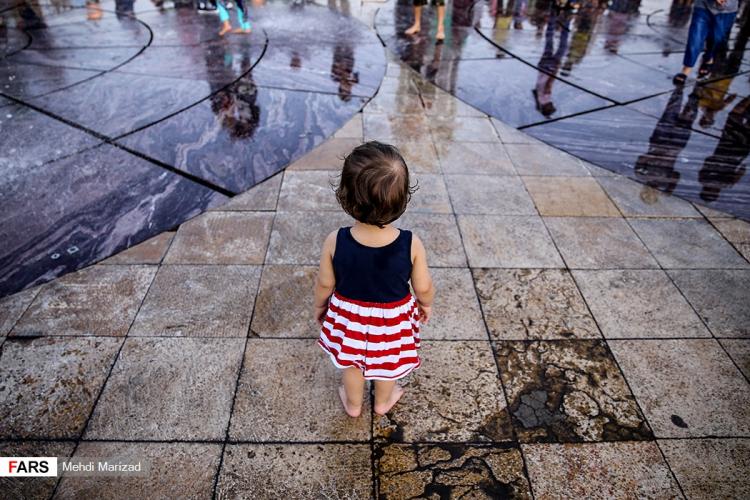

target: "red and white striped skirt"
[318,291,421,380]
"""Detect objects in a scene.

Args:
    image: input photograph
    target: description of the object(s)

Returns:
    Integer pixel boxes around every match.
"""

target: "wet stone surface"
[129,265,261,337]
[473,269,600,341]
[609,339,750,438]
[230,339,371,442]
[522,441,682,499]
[376,443,533,499]
[216,444,372,500]
[12,265,156,337]
[493,340,652,443]
[0,337,122,439]
[373,341,513,443]
[85,337,244,440]
[250,265,319,338]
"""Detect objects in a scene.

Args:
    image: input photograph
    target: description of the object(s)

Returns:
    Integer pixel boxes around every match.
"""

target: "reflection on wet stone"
[376,443,532,499]
[494,340,652,443]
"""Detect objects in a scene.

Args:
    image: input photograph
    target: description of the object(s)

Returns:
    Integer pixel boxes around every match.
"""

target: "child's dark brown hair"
[335,141,417,228]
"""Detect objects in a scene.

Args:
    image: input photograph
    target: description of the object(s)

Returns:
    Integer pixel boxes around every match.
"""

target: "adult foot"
[232,27,252,34]
[374,385,404,416]
[338,385,362,418]
[698,61,712,78]
[672,73,687,86]
[405,24,421,35]
[436,28,445,41]
[219,23,232,36]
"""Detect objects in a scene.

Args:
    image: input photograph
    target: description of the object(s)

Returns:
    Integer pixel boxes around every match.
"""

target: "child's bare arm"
[410,235,435,323]
[313,230,337,324]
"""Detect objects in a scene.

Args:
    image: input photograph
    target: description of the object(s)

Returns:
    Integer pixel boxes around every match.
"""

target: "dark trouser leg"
[683,7,712,68]
[704,11,738,62]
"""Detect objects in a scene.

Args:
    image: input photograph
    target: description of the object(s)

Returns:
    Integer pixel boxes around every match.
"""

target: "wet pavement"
[1,0,750,499]
[376,0,750,220]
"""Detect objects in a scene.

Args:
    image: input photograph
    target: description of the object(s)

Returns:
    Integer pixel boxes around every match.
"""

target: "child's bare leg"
[373,380,404,416]
[405,6,422,35]
[339,366,365,417]
[436,5,446,40]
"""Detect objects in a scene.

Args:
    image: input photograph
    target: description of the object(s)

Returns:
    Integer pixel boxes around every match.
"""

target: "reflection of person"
[533,9,570,117]
[673,0,739,85]
[314,142,434,418]
[634,87,700,194]
[211,76,261,138]
[604,0,640,53]
[330,43,359,102]
[699,95,749,202]
[217,0,251,36]
[404,0,446,41]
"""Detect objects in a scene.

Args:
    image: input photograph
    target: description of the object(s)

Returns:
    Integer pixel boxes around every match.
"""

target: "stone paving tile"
[580,160,620,177]
[422,92,487,117]
[333,113,363,139]
[428,116,499,143]
[287,137,361,170]
[629,219,749,269]
[363,113,431,141]
[55,442,221,500]
[102,232,175,265]
[522,441,682,499]
[217,444,372,499]
[163,211,273,265]
[719,339,750,379]
[505,144,590,176]
[458,215,564,268]
[423,268,486,340]
[597,176,701,218]
[230,339,370,441]
[374,341,513,443]
[0,285,40,336]
[693,203,734,219]
[129,265,260,337]
[668,270,750,338]
[572,270,709,339]
[266,212,353,265]
[446,175,537,215]
[278,171,338,211]
[711,218,750,261]
[0,440,76,500]
[491,118,544,145]
[377,75,420,95]
[85,337,244,440]
[522,177,621,217]
[0,337,122,438]
[407,173,452,214]
[12,265,155,337]
[213,173,282,211]
[609,339,750,437]
[659,438,750,499]
[435,141,516,176]
[396,213,467,267]
[544,217,659,270]
[395,139,441,174]
[493,340,652,443]
[251,265,318,338]
[474,269,600,341]
[366,90,424,115]
[376,443,532,499]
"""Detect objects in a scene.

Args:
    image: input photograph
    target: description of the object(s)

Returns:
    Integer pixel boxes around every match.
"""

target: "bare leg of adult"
[405,6,422,35]
[436,5,446,40]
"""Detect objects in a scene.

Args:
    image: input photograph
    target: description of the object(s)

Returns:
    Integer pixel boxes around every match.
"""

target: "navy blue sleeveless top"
[333,227,413,303]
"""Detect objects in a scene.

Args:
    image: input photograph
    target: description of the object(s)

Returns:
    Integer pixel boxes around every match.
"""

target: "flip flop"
[672,73,687,86]
[698,62,712,78]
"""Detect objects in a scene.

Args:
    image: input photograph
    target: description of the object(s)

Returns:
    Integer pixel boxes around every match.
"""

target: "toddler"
[314,141,435,417]
[217,0,251,36]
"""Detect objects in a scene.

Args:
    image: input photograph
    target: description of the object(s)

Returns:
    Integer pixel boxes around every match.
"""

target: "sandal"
[672,73,687,86]
[698,62,713,78]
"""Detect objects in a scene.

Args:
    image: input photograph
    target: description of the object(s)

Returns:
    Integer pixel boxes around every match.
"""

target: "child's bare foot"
[405,24,421,35]
[374,385,404,416]
[436,28,445,40]
[339,385,362,418]
[232,27,252,34]
[219,22,232,36]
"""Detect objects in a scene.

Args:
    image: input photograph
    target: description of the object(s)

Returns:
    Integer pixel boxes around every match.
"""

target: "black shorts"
[414,0,445,6]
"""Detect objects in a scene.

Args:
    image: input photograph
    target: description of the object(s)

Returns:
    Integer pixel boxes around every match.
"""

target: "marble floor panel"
[0,0,385,296]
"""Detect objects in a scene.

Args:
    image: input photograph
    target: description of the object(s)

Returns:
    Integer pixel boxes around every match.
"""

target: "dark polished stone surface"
[0,0,385,296]
[376,0,750,219]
